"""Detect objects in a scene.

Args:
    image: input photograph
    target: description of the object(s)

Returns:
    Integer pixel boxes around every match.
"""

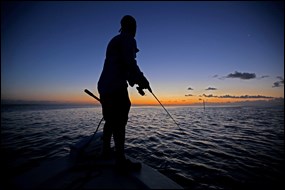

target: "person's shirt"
[98,32,143,95]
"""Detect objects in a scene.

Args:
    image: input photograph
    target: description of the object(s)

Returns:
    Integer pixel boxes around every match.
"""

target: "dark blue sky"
[1,1,284,104]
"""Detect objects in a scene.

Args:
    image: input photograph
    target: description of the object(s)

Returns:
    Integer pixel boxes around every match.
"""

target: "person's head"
[120,15,136,37]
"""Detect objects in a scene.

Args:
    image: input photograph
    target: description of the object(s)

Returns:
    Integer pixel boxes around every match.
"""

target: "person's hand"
[137,75,152,95]
[138,75,151,90]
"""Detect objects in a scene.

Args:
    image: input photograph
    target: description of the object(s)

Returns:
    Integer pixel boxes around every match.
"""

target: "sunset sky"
[1,1,284,105]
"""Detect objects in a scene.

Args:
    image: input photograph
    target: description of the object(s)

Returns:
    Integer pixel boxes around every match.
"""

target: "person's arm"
[121,37,142,80]
[122,37,150,92]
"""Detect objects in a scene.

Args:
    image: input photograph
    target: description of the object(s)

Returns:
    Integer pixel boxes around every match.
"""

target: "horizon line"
[1,98,284,107]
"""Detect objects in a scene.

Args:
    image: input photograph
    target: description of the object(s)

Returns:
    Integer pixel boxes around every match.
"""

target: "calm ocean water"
[1,104,284,189]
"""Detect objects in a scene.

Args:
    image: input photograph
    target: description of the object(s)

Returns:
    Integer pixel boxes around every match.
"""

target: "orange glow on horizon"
[14,91,283,106]
[69,96,279,106]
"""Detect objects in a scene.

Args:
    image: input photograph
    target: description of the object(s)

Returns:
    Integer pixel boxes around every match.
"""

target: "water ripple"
[1,105,284,189]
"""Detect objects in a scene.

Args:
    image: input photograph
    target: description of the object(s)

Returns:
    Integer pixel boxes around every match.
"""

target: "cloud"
[185,94,193,97]
[272,76,284,88]
[226,71,256,80]
[219,95,273,99]
[202,94,218,98]
[259,75,270,79]
[273,82,282,87]
[202,94,273,99]
[205,87,217,91]
[187,87,194,90]
[192,98,284,107]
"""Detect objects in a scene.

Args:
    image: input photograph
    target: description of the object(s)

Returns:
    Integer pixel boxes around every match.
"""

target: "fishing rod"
[151,92,181,129]
[137,86,181,130]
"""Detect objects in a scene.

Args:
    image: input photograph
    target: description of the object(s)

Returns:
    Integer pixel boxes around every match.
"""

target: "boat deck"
[12,133,183,189]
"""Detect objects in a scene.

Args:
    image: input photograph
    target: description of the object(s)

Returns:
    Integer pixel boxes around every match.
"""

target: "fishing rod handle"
[84,89,101,103]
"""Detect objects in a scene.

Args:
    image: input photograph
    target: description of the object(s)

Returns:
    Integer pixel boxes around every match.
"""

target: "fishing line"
[83,89,104,149]
[82,117,104,150]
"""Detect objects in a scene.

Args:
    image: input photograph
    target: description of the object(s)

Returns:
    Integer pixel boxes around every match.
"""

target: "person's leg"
[101,94,115,157]
[100,88,130,160]
[102,121,112,156]
[112,118,127,162]
[101,89,141,171]
[112,89,130,162]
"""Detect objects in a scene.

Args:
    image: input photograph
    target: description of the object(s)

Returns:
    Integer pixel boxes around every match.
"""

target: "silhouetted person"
[98,15,151,171]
